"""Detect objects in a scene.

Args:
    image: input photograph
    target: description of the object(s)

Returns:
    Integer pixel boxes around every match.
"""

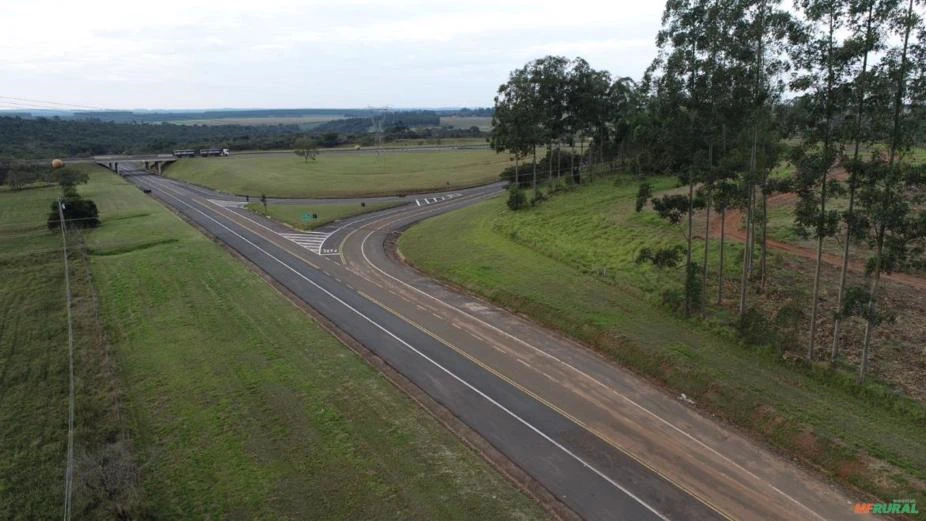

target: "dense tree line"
[491,0,926,383]
[72,108,376,123]
[13,107,493,123]
[0,117,305,158]
[313,111,441,135]
[0,109,484,159]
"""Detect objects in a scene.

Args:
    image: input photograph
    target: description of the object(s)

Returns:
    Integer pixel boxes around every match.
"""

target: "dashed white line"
[145,180,671,521]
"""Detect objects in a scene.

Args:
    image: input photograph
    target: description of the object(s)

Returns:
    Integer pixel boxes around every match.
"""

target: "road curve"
[124,167,857,521]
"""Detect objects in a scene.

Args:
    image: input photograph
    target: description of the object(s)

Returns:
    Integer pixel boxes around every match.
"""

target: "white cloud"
[0,0,664,109]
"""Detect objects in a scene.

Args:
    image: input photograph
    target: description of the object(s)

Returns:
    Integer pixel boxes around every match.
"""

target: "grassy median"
[1,167,548,520]
[246,200,404,230]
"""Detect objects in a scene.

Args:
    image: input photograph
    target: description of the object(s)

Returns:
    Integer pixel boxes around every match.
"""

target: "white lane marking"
[141,178,671,521]
[414,193,462,207]
[280,231,332,254]
[357,225,829,521]
[207,198,247,209]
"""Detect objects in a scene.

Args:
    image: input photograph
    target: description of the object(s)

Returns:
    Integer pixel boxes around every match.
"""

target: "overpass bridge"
[94,154,175,175]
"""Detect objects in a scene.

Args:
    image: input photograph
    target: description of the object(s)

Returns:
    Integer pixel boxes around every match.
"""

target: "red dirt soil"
[709,173,926,291]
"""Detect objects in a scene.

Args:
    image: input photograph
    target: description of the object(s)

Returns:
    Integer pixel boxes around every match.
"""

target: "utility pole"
[57,199,76,521]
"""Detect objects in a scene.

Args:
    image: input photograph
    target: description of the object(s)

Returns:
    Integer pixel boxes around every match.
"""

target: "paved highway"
[125,166,857,521]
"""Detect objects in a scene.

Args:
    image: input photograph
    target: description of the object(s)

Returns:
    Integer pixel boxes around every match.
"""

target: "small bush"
[661,288,685,312]
[738,307,775,346]
[530,190,547,206]
[506,186,528,211]
[48,197,100,230]
[635,247,654,264]
[636,245,684,268]
[635,182,653,212]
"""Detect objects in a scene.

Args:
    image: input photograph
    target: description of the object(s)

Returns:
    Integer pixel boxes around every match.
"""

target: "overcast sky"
[1,0,664,111]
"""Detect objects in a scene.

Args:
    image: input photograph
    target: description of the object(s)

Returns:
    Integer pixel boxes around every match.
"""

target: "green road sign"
[302,212,313,223]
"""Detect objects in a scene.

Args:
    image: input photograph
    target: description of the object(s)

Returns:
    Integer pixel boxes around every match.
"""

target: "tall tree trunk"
[808,208,826,361]
[741,0,766,320]
[748,185,757,277]
[833,3,874,364]
[580,137,585,169]
[719,207,726,304]
[570,140,575,181]
[686,174,695,317]
[515,155,520,186]
[532,147,537,193]
[860,0,914,382]
[808,9,837,362]
[548,140,553,183]
[760,179,768,292]
[739,182,753,318]
[860,225,885,384]
[703,192,711,315]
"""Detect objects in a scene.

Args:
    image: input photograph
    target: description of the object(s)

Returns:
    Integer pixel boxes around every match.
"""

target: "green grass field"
[0,168,547,519]
[0,184,72,519]
[246,200,405,230]
[166,149,508,198]
[399,176,926,506]
[0,167,143,519]
[439,116,494,131]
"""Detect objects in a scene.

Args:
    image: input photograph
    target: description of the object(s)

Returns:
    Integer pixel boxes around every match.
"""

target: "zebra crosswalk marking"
[414,193,462,206]
[280,231,333,255]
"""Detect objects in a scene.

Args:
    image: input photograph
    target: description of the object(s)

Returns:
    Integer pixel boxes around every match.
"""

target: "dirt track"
[709,179,926,291]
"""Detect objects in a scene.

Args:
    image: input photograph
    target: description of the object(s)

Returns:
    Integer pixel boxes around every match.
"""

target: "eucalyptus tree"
[649,0,715,317]
[733,0,793,320]
[491,64,543,191]
[854,0,925,383]
[567,58,612,175]
[529,56,570,183]
[790,0,853,360]
[831,0,899,364]
[609,77,639,168]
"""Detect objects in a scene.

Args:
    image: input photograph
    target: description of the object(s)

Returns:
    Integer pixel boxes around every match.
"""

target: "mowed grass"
[78,170,547,520]
[165,149,509,198]
[246,200,405,230]
[0,184,70,519]
[399,176,926,506]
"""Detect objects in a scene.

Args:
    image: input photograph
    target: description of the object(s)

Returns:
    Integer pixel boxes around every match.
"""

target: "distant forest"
[0,109,489,158]
[3,107,493,124]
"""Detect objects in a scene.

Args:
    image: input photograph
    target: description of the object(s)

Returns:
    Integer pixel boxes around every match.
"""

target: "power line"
[0,95,111,111]
[57,200,76,521]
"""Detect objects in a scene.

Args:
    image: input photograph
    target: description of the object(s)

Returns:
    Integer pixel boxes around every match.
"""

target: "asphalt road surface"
[124,166,858,521]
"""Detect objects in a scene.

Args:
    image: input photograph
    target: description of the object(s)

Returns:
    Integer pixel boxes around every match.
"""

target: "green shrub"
[47,197,100,230]
[506,186,528,211]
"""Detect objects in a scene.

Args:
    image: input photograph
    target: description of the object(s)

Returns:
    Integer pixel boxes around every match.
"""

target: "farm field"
[0,167,548,520]
[173,114,342,128]
[165,149,509,198]
[247,200,404,230]
[439,116,494,130]
[399,174,926,508]
[0,183,82,519]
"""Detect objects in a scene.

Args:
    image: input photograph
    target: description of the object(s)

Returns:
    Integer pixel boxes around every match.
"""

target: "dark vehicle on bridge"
[173,149,196,158]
